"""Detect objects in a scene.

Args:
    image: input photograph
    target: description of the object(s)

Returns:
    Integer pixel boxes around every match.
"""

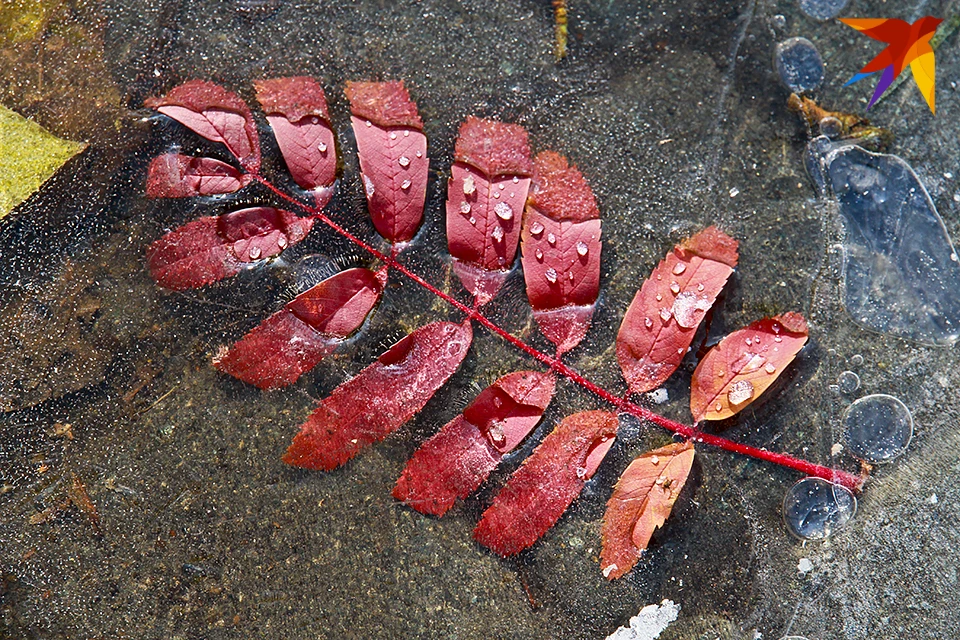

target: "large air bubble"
[782,477,857,540]
[843,394,913,464]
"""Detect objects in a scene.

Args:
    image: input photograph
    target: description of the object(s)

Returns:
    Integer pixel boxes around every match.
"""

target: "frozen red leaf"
[147,207,313,290]
[473,410,619,557]
[344,81,423,129]
[446,117,532,305]
[617,226,739,395]
[393,371,555,516]
[214,267,386,389]
[520,151,601,354]
[145,153,251,198]
[600,441,695,580]
[690,312,809,422]
[146,80,260,171]
[345,81,428,244]
[255,77,337,207]
[283,321,473,471]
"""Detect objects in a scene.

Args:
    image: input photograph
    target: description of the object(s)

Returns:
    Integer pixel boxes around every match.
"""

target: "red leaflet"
[690,312,809,422]
[473,410,618,557]
[283,321,473,471]
[345,81,427,244]
[255,77,338,208]
[146,80,260,172]
[146,153,251,198]
[600,441,695,580]
[446,116,533,306]
[617,226,739,395]
[520,151,601,355]
[392,371,555,516]
[147,207,313,290]
[213,267,386,389]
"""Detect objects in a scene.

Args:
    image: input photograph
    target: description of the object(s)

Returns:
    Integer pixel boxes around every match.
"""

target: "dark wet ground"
[2,0,960,638]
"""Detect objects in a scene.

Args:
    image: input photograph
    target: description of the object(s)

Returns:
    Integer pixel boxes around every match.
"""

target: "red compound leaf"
[213,267,386,389]
[146,153,251,198]
[446,116,532,305]
[617,226,739,395]
[600,441,695,580]
[520,151,601,355]
[393,371,556,516]
[473,410,618,557]
[147,207,313,291]
[690,312,809,422]
[146,80,260,172]
[255,77,337,208]
[283,320,473,471]
[345,81,427,244]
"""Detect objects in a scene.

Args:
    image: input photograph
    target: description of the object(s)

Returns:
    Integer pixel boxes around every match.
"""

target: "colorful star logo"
[841,16,942,114]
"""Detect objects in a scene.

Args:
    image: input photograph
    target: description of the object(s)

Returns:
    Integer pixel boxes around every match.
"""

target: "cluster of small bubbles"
[774,37,824,93]
[727,379,754,405]
[494,202,513,220]
[491,226,504,242]
[462,175,475,195]
[782,477,857,540]
[544,268,558,283]
[460,201,471,215]
[837,370,861,394]
[843,394,913,464]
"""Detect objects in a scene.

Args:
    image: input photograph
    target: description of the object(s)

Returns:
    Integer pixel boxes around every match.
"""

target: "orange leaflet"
[600,441,694,580]
[689,312,809,422]
[520,151,601,355]
[617,227,738,395]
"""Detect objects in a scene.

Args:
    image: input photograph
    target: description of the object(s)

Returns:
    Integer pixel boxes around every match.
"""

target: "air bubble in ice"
[808,139,960,345]
[774,37,824,94]
[798,0,849,21]
[843,394,913,464]
[782,477,857,540]
[837,370,860,394]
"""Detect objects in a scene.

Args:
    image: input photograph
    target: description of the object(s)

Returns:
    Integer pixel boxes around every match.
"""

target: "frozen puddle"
[807,137,960,346]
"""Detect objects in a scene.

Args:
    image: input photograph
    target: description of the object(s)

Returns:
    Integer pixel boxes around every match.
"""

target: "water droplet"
[317,142,327,153]
[772,323,780,333]
[494,202,512,220]
[575,466,588,479]
[365,120,372,127]
[535,249,543,260]
[499,183,506,190]
[363,175,375,197]
[463,176,476,195]
[655,293,662,302]
[509,192,515,198]
[715,402,723,412]
[837,370,860,394]
[398,155,410,167]
[782,477,857,541]
[673,263,687,275]
[650,456,660,465]
[415,150,422,158]
[469,217,476,225]
[547,233,556,245]
[277,236,287,249]
[774,336,783,343]
[545,268,558,283]
[493,191,500,199]
[671,291,711,329]
[745,337,753,346]
[390,132,397,140]
[727,379,754,405]
[249,246,262,260]
[530,221,544,236]
[843,394,913,464]
[491,226,504,242]
[677,348,683,354]
[512,176,519,183]
[576,242,589,256]
[644,317,653,329]
[764,362,776,374]
[403,130,410,137]
[488,421,506,447]
[460,201,471,214]
[697,283,704,291]
[401,179,411,190]
[659,308,672,321]
[670,282,680,294]
[569,271,574,281]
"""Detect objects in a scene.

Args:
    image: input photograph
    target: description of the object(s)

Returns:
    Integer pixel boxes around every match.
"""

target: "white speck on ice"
[729,187,740,197]
[797,558,813,574]
[928,493,939,505]
[647,388,669,404]
[831,443,843,457]
[605,599,680,640]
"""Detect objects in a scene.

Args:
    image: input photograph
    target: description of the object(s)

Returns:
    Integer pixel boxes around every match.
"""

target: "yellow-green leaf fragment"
[0,104,86,219]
